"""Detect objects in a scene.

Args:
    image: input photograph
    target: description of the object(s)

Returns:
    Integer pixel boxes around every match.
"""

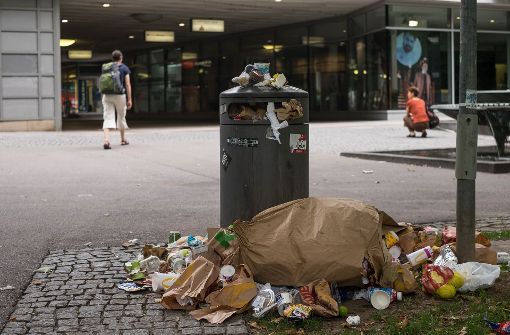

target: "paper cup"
[389,245,402,259]
[151,272,179,292]
[220,265,236,282]
[370,290,391,310]
[497,252,510,264]
[385,231,399,248]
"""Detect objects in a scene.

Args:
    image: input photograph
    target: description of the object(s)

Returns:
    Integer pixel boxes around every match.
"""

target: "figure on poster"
[404,86,429,138]
[395,32,422,108]
[413,57,433,106]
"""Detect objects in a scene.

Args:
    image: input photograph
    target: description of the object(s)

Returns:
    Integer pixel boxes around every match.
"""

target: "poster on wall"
[395,32,439,109]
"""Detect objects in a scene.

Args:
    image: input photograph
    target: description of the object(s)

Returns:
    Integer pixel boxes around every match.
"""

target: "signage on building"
[145,31,175,42]
[191,19,224,32]
[68,50,92,60]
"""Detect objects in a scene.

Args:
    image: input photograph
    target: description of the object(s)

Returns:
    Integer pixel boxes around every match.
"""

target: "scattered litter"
[104,213,110,217]
[0,285,15,291]
[485,314,510,334]
[497,252,510,264]
[362,170,374,174]
[346,315,361,326]
[122,239,140,248]
[117,282,146,292]
[31,280,43,286]
[84,242,92,247]
[34,266,53,274]
[77,194,93,198]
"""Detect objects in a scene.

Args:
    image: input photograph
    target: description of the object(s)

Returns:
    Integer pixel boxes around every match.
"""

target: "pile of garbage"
[118,198,508,328]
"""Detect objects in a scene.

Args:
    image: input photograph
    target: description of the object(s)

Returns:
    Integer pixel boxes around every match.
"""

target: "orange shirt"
[406,97,429,124]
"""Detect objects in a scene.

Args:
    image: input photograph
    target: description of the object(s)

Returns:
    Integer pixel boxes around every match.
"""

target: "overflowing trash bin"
[219,85,309,227]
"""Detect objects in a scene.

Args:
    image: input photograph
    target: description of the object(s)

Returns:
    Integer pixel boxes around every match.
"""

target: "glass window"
[366,6,386,32]
[200,41,219,113]
[366,31,388,110]
[310,41,348,112]
[454,8,509,31]
[166,48,182,113]
[219,38,242,92]
[275,27,308,91]
[350,13,366,36]
[182,44,200,113]
[389,30,450,109]
[133,52,149,113]
[347,38,366,110]
[310,20,347,43]
[388,5,449,29]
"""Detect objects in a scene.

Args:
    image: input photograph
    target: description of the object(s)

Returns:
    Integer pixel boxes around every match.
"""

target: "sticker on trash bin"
[227,137,259,147]
[289,134,307,154]
[221,149,232,170]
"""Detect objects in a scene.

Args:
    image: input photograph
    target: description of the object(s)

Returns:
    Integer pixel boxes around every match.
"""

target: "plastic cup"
[151,272,179,292]
[220,265,236,282]
[370,290,391,310]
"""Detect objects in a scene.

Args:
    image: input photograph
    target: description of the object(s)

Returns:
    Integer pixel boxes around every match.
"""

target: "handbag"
[426,109,440,129]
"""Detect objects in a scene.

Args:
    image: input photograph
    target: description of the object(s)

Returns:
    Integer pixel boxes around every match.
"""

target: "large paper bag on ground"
[232,197,393,286]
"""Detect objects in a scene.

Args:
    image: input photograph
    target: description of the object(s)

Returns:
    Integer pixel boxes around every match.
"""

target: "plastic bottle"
[406,246,434,266]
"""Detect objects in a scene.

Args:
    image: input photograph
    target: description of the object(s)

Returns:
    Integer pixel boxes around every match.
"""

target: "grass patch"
[482,230,510,240]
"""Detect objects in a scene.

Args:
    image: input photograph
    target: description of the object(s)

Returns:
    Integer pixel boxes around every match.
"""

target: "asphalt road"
[0,120,508,329]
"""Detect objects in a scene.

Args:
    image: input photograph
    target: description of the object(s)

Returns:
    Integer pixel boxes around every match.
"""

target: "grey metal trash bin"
[219,85,309,227]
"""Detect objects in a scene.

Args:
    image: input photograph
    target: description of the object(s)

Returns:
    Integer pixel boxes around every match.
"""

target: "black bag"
[427,109,440,129]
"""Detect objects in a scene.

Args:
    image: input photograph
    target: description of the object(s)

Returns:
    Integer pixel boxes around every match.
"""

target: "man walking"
[100,50,132,149]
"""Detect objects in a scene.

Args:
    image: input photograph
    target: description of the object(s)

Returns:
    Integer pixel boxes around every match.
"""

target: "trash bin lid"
[220,85,308,99]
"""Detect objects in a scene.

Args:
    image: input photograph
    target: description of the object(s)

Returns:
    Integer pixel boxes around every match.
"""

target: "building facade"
[1,0,510,129]
[0,0,61,131]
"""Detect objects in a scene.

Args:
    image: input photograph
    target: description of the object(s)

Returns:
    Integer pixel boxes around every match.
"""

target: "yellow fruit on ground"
[435,284,456,299]
[338,305,348,317]
[448,271,465,289]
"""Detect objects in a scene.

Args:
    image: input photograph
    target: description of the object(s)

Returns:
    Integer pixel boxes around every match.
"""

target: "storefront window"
[166,48,181,113]
[200,41,219,113]
[275,27,308,92]
[389,30,449,109]
[366,6,386,32]
[181,44,200,113]
[388,6,449,29]
[133,52,149,113]
[150,49,165,113]
[454,8,509,31]
[366,31,388,110]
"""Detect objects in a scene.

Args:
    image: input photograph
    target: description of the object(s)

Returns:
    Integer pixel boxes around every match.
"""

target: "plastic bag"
[452,262,501,292]
[252,283,276,318]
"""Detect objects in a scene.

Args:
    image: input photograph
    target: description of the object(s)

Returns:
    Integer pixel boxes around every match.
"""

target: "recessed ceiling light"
[275,0,282,2]
[490,19,495,23]
[102,3,110,8]
[408,20,418,27]
[60,39,76,47]
[179,22,185,27]
[61,19,69,23]
[128,35,135,39]
[456,16,460,20]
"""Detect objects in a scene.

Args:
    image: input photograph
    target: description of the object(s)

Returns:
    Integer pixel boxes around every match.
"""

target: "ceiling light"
[490,19,495,23]
[68,50,93,60]
[60,39,76,47]
[408,20,418,27]
[456,16,460,20]
[128,35,135,39]
[145,30,175,42]
[179,22,185,27]
[102,3,110,7]
[61,19,68,23]
[275,0,283,2]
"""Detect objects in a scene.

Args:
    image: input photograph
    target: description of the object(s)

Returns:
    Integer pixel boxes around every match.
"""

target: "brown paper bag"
[398,227,417,254]
[232,198,394,287]
[393,263,419,293]
[450,243,497,265]
[190,264,257,324]
[161,256,219,310]
[207,228,239,266]
[299,279,338,317]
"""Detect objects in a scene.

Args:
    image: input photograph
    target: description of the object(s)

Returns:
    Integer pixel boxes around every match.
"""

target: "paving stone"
[78,305,103,318]
[179,319,201,329]
[152,329,179,335]
[123,330,150,335]
[57,319,78,327]
[226,325,248,335]
[204,327,226,335]
[181,327,203,335]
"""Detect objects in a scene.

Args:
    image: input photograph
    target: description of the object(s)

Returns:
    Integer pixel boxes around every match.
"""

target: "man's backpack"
[99,62,124,94]
[427,108,440,129]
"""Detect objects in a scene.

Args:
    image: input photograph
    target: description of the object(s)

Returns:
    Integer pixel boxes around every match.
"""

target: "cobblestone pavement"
[1,216,509,335]
[1,247,248,335]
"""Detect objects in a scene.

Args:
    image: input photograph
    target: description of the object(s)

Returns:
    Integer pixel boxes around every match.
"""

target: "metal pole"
[456,0,477,263]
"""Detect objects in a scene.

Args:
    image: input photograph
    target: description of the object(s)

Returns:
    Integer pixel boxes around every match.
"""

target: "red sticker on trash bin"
[290,134,307,154]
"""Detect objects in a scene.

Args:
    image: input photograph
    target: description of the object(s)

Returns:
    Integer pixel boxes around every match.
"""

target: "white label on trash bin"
[221,149,231,170]
[289,133,307,154]
[227,137,259,148]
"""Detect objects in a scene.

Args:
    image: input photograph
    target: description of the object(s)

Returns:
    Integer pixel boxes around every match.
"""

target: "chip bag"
[421,264,454,295]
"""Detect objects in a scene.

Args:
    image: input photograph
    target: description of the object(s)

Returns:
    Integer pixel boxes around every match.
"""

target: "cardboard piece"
[442,227,492,247]
[397,227,417,254]
[161,256,219,310]
[450,243,497,265]
[190,264,257,324]
[232,198,394,287]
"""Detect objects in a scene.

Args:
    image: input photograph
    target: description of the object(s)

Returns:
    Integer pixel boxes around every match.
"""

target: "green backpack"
[99,62,124,94]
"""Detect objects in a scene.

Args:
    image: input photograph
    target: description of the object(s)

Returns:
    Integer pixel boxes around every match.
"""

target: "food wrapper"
[393,263,419,293]
[433,245,458,268]
[283,304,312,320]
[421,264,454,295]
[299,279,338,317]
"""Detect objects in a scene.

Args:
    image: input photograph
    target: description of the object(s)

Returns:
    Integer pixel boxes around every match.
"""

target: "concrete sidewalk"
[0,121,508,332]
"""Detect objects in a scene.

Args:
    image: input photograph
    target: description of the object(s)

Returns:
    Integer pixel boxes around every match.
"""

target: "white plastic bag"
[453,262,500,292]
